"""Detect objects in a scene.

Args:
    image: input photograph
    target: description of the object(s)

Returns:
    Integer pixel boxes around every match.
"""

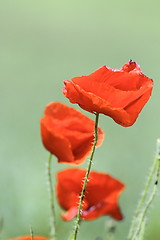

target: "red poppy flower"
[63,60,153,127]
[56,168,125,221]
[8,236,48,240]
[40,102,104,164]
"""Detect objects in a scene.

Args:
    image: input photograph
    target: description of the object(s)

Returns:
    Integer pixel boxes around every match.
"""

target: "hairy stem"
[128,139,160,240]
[138,217,147,240]
[128,154,157,239]
[47,153,57,240]
[72,113,99,240]
[132,157,160,239]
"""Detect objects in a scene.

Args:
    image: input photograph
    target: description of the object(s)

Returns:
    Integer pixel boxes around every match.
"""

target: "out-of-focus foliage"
[0,0,160,239]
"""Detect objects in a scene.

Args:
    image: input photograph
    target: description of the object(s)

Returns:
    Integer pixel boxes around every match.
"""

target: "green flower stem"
[0,216,3,240]
[138,217,147,240]
[132,159,160,240]
[133,150,160,240]
[128,153,157,239]
[30,225,34,240]
[72,113,100,240]
[128,139,160,240]
[47,153,57,240]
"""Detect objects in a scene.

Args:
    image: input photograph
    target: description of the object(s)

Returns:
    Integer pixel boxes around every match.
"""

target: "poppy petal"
[40,102,104,164]
[8,236,48,240]
[56,168,125,221]
[63,61,153,127]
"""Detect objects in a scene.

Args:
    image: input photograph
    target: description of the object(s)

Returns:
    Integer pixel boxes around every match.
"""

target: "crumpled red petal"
[56,168,125,221]
[63,60,153,127]
[40,102,104,164]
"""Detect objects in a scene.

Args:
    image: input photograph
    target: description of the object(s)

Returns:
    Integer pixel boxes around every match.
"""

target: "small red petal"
[61,206,78,221]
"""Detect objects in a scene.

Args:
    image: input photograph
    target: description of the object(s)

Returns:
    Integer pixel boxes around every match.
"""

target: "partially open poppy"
[63,60,153,127]
[56,168,125,221]
[40,102,104,164]
[8,236,48,240]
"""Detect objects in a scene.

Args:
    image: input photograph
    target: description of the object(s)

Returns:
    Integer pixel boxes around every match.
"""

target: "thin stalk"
[47,153,57,240]
[30,225,34,240]
[128,140,160,239]
[0,216,3,240]
[132,157,160,240]
[138,217,147,240]
[72,113,99,240]
[128,139,160,240]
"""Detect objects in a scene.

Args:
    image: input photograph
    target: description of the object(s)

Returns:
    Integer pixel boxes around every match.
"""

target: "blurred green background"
[0,0,160,239]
